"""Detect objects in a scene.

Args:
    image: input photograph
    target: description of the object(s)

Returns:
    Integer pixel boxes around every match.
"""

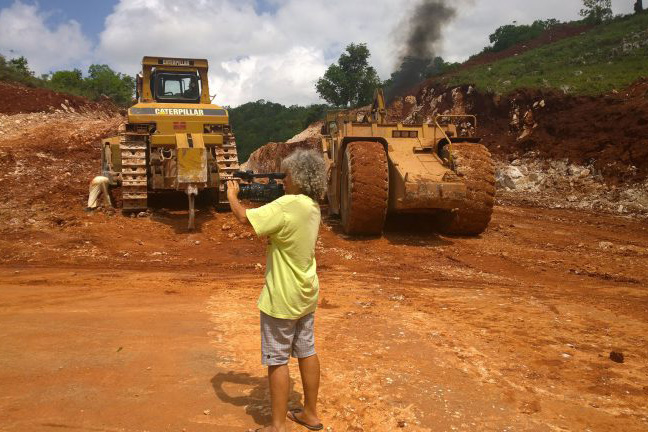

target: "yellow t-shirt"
[246,194,321,319]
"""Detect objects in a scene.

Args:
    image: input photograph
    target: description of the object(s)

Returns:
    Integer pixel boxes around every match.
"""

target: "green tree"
[0,55,135,106]
[316,43,382,107]
[48,69,84,94]
[229,101,329,162]
[580,0,613,24]
[0,55,40,85]
[84,64,135,106]
[488,19,560,52]
[8,56,33,77]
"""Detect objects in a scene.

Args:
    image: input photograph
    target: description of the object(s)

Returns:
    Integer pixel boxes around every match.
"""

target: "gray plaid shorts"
[260,311,316,366]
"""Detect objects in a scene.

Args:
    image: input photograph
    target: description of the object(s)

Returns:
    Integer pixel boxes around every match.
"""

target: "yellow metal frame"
[142,57,209,68]
[139,56,211,104]
[433,114,478,165]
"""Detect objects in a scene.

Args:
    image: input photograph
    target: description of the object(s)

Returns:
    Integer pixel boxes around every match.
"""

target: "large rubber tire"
[437,143,495,236]
[340,141,389,235]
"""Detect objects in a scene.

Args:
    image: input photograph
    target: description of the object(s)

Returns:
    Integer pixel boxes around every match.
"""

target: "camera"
[228,170,286,202]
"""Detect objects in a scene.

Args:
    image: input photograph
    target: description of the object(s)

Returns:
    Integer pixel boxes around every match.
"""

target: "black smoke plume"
[386,0,457,102]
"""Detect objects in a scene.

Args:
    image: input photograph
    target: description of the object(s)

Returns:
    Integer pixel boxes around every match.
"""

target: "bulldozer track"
[215,134,240,182]
[341,141,389,235]
[120,131,148,212]
[438,143,495,235]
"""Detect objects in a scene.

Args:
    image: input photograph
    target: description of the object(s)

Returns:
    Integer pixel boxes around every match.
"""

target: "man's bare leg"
[100,182,112,207]
[295,354,321,425]
[267,364,290,432]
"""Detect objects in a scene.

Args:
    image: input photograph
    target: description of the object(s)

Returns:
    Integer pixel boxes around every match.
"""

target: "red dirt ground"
[398,79,648,183]
[1,202,647,431]
[0,101,647,431]
[1,67,648,432]
[493,81,648,183]
[0,81,119,115]
[243,138,322,173]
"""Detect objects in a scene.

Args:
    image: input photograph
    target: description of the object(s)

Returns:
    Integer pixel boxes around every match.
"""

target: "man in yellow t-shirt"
[227,149,327,432]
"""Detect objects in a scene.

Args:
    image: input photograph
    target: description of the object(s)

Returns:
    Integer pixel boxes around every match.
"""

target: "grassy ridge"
[445,13,648,95]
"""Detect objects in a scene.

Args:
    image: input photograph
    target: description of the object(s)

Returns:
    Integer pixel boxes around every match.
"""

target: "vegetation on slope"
[229,101,327,162]
[0,55,134,106]
[483,19,561,54]
[444,12,648,95]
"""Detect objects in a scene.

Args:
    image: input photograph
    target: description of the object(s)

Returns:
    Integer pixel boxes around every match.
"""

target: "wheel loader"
[100,56,240,229]
[322,89,495,236]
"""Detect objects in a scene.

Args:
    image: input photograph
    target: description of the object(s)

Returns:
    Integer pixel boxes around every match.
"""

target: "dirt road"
[1,204,647,432]
[0,100,646,431]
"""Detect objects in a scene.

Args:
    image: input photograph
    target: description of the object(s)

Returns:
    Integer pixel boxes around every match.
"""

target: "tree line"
[0,54,134,106]
[315,0,639,107]
[229,101,327,162]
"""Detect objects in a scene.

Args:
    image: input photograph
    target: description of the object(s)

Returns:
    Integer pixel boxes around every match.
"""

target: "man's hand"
[227,180,240,203]
[227,180,250,225]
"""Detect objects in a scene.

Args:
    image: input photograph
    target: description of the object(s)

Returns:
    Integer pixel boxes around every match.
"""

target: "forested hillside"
[228,101,327,162]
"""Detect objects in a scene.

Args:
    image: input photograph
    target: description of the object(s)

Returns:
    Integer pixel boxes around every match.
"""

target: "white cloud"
[0,0,638,105]
[95,0,417,106]
[211,46,327,106]
[0,1,92,74]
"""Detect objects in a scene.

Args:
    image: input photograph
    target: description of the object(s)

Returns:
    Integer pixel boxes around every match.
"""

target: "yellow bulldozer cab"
[136,56,212,105]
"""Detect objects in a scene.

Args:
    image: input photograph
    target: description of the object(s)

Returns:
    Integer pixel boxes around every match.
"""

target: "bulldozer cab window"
[153,73,200,102]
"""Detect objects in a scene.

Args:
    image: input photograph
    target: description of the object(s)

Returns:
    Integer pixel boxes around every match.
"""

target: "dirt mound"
[243,136,322,173]
[0,81,119,115]
[0,111,123,228]
[286,121,324,143]
[498,82,648,184]
[385,79,648,217]
[496,156,648,218]
[398,79,648,184]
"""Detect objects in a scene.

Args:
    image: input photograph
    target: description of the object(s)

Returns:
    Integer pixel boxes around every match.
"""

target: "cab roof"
[142,56,208,69]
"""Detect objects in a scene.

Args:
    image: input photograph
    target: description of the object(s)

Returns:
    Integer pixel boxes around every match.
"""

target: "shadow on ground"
[324,212,456,247]
[146,190,219,234]
[211,371,303,426]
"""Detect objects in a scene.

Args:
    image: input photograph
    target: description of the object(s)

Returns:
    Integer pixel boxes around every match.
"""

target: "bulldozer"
[322,89,495,236]
[100,56,240,229]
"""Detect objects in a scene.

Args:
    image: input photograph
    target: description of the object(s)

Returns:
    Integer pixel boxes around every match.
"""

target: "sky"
[0,0,637,106]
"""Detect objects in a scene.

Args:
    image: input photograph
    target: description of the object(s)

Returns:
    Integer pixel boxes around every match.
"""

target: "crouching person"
[227,149,327,432]
[86,175,112,211]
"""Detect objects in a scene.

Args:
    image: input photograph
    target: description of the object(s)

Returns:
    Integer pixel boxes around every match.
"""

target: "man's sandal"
[287,409,323,431]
